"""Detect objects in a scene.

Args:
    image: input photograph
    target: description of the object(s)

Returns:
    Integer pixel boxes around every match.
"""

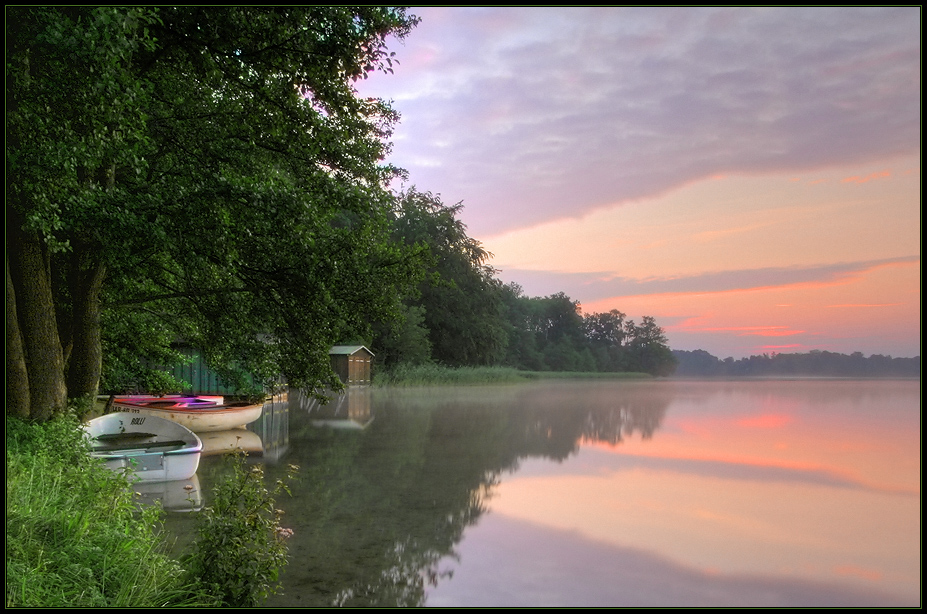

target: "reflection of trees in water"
[504,382,671,460]
[266,381,673,606]
[330,487,487,607]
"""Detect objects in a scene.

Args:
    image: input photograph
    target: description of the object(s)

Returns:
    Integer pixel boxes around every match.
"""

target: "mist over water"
[163,378,920,607]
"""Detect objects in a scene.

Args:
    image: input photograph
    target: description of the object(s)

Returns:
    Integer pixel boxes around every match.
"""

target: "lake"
[161,378,920,607]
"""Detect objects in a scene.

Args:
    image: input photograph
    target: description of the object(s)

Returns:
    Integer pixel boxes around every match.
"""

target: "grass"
[518,370,653,380]
[5,413,216,608]
[373,364,527,386]
[372,363,653,386]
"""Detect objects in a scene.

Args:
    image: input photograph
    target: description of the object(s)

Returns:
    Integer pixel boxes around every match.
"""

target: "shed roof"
[329,345,375,357]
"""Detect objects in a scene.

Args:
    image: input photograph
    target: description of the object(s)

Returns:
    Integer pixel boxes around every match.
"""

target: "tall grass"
[5,414,216,608]
[373,364,528,386]
[517,370,653,380]
[373,364,654,386]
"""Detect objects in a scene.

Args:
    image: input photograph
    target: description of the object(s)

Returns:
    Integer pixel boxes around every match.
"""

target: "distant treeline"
[672,349,920,378]
[371,190,677,376]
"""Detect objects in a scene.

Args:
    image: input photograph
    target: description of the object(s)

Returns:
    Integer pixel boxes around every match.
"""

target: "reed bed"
[373,364,528,386]
[373,364,653,386]
[517,370,652,380]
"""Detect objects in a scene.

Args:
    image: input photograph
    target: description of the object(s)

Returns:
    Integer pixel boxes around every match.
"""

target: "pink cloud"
[757,344,805,351]
[688,326,807,338]
[738,329,806,338]
[834,564,883,582]
[842,170,891,184]
[826,303,903,308]
[737,414,793,428]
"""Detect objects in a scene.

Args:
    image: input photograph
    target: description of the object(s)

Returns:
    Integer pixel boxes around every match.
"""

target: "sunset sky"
[359,7,920,359]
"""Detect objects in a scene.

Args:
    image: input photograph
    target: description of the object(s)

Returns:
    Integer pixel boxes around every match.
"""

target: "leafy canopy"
[7,7,423,404]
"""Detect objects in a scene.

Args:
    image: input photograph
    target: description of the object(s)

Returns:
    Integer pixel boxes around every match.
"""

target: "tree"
[371,303,432,368]
[583,309,629,371]
[383,189,508,367]
[7,7,421,419]
[500,289,597,372]
[499,283,546,370]
[624,316,677,376]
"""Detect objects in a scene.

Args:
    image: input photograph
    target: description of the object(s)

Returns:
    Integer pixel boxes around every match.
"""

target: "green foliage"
[98,279,194,394]
[380,190,509,367]
[373,302,433,367]
[7,7,423,418]
[7,414,308,608]
[375,201,677,375]
[7,7,160,250]
[622,316,678,376]
[5,415,215,607]
[497,285,677,376]
[183,452,299,607]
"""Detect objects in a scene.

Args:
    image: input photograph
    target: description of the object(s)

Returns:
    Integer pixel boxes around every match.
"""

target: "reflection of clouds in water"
[663,378,920,408]
[574,448,920,496]
[426,513,914,607]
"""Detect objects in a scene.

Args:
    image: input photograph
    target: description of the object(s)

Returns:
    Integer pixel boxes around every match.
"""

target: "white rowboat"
[84,412,202,482]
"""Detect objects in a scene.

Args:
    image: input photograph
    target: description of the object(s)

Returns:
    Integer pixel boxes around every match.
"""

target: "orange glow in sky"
[578,257,919,357]
[483,159,920,358]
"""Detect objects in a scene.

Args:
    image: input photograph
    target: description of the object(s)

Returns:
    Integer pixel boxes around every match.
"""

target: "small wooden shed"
[329,345,374,385]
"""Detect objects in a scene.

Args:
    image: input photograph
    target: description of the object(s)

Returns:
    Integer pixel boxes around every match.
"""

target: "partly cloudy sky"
[359,7,920,359]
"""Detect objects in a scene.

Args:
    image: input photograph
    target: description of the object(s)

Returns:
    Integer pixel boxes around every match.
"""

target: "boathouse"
[329,345,374,385]
[167,348,258,395]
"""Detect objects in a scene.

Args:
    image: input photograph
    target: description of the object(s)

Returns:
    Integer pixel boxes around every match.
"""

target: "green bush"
[182,451,298,607]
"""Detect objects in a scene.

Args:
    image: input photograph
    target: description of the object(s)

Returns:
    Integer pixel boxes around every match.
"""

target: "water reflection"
[136,475,202,513]
[292,386,375,430]
[257,380,674,607]
[199,429,264,457]
[161,379,919,607]
[250,392,289,461]
[426,513,913,608]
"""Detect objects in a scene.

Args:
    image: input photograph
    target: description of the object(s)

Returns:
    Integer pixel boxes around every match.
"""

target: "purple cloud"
[363,7,921,236]
[495,256,921,303]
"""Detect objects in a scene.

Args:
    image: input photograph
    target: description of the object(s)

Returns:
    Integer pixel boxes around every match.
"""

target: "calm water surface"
[161,379,920,607]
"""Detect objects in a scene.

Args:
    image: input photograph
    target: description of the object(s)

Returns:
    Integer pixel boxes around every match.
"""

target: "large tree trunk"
[66,241,107,400]
[6,257,31,418]
[6,212,68,420]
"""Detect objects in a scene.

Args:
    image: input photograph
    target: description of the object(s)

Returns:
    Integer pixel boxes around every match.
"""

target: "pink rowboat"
[109,395,264,433]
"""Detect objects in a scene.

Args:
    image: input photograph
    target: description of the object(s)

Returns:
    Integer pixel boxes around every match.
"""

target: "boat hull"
[84,412,202,482]
[110,396,264,433]
[199,428,265,456]
[134,475,203,512]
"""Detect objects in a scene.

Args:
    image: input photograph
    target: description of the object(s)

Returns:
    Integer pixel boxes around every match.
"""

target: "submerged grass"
[373,364,654,386]
[5,414,216,608]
